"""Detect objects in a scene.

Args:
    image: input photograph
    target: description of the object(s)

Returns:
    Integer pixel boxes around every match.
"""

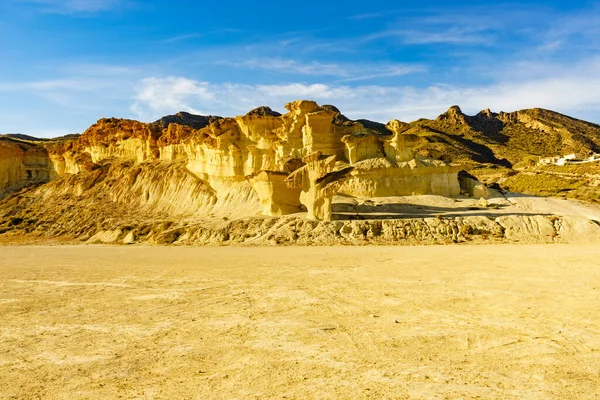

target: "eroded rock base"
[58,214,600,246]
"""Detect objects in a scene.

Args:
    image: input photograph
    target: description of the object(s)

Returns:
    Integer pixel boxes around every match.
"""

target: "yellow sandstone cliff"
[0,138,52,197]
[0,101,461,221]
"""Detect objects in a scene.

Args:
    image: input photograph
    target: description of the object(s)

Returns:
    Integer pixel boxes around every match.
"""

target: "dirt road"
[1,245,599,399]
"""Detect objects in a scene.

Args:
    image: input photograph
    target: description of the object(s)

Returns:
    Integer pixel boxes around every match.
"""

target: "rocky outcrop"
[0,138,52,197]
[338,126,461,198]
[381,128,419,163]
[285,152,354,221]
[246,171,301,216]
[341,132,385,164]
[20,100,459,221]
[0,160,227,240]
[340,157,460,198]
[302,106,362,159]
[458,170,491,198]
[154,111,221,130]
[5,100,600,247]
[436,105,469,125]
[22,101,600,245]
[5,210,596,245]
[75,118,162,163]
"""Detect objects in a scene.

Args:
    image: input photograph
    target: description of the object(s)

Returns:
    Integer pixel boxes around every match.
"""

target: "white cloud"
[130,77,217,117]
[346,12,388,20]
[537,40,563,53]
[60,63,140,76]
[0,78,108,93]
[130,66,600,124]
[338,66,427,82]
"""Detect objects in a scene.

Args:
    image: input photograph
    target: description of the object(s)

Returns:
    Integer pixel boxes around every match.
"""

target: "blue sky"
[1,0,600,136]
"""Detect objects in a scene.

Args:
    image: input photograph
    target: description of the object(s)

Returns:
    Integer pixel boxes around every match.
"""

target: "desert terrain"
[1,103,600,400]
[2,245,599,399]
[2,102,600,246]
[4,2,600,399]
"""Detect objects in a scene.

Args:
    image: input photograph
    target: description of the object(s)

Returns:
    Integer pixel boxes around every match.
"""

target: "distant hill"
[398,106,600,168]
[1,133,47,142]
[1,133,80,142]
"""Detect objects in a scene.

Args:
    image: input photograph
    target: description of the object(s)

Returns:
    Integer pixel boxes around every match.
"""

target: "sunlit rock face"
[337,121,460,199]
[44,139,95,181]
[302,107,362,159]
[382,128,420,163]
[0,139,52,197]
[341,133,386,164]
[48,152,93,179]
[339,157,460,198]
[184,118,246,183]
[78,118,162,163]
[0,100,462,220]
[246,171,302,216]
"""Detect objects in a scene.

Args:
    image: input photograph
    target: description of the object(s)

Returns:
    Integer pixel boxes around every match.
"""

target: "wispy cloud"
[0,78,111,92]
[131,77,216,116]
[19,0,129,14]
[6,2,600,137]
[221,58,348,76]
[346,12,387,20]
[337,65,427,82]
[158,28,246,44]
[216,57,425,82]
[537,6,600,54]
[159,33,204,44]
[361,27,494,45]
[537,40,563,53]
[0,62,139,92]
[58,62,141,76]
[0,62,141,135]
[0,62,139,113]
[130,57,600,124]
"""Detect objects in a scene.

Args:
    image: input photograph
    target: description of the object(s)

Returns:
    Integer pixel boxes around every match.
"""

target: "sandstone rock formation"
[458,170,491,198]
[4,100,457,222]
[339,128,460,198]
[285,151,354,221]
[246,171,301,216]
[4,101,599,244]
[0,138,51,197]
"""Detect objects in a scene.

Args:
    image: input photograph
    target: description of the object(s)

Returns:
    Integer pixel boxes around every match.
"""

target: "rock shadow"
[331,200,551,220]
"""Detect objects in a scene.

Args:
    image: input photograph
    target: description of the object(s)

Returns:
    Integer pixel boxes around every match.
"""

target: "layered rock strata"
[11,214,597,246]
[1,101,461,222]
[4,101,600,245]
[0,138,52,197]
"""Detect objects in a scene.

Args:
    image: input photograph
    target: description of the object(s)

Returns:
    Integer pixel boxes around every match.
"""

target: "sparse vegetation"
[500,171,600,201]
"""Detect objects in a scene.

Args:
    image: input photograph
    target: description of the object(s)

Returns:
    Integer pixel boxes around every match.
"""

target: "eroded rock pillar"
[285,151,353,221]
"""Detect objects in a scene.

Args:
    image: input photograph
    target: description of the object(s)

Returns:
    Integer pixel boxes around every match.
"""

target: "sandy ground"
[1,245,600,399]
